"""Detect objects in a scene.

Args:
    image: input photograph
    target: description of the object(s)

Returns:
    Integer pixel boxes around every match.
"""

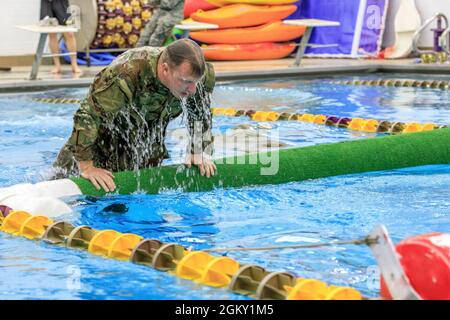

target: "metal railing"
[439,25,450,54]
[412,13,449,55]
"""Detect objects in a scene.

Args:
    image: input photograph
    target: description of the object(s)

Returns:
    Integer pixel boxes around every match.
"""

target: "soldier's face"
[165,62,202,99]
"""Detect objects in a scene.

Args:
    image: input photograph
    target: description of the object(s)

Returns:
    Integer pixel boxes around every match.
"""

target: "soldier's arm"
[186,62,216,157]
[66,100,117,192]
[67,77,134,162]
[67,75,135,191]
[66,101,102,162]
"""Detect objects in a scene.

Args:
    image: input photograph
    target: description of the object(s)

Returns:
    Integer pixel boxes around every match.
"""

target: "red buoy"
[381,233,450,300]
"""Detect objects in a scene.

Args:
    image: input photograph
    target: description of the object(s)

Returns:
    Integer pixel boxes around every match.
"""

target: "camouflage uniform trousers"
[137,9,181,47]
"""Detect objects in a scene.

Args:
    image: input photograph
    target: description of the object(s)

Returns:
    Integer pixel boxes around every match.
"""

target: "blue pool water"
[0,74,449,299]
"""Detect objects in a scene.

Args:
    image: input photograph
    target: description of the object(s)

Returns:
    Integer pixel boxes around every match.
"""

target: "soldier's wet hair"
[161,39,206,77]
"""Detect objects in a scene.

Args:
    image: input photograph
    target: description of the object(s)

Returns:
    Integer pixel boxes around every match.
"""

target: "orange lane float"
[190,21,306,44]
[191,4,297,28]
[202,42,296,60]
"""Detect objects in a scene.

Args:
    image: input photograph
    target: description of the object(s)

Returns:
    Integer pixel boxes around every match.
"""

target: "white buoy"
[1,195,73,218]
[0,179,82,217]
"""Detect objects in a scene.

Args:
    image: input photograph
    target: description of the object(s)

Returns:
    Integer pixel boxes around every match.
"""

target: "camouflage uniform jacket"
[54,46,215,175]
[147,0,184,20]
[148,0,184,12]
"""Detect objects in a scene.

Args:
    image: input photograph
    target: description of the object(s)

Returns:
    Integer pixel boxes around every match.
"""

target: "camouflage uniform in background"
[53,46,215,177]
[136,0,184,47]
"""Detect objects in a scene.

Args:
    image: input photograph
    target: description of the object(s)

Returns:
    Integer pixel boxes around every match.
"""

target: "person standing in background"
[40,0,82,74]
[136,0,184,47]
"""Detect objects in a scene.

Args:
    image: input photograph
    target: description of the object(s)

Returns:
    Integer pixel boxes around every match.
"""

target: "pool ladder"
[412,13,450,63]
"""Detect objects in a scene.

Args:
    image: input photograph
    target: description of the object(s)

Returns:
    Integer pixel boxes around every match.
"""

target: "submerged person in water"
[53,39,217,192]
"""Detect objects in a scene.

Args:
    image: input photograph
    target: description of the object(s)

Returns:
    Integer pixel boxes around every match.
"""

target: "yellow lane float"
[108,233,143,260]
[348,118,365,131]
[421,123,438,131]
[223,108,238,116]
[285,278,362,300]
[312,114,327,124]
[19,215,54,240]
[88,229,122,256]
[402,122,424,133]
[1,211,32,235]
[298,113,314,122]
[176,251,214,280]
[251,111,281,121]
[325,286,363,300]
[361,119,379,132]
[199,256,240,287]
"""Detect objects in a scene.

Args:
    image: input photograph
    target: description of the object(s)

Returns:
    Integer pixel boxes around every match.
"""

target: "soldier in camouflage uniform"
[53,39,216,192]
[136,0,184,47]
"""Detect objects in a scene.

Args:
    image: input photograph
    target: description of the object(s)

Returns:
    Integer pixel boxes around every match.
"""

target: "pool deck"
[1,57,450,92]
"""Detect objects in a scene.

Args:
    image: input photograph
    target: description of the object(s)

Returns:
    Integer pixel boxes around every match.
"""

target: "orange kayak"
[185,0,218,18]
[190,21,306,44]
[206,0,299,6]
[191,4,298,28]
[202,42,296,60]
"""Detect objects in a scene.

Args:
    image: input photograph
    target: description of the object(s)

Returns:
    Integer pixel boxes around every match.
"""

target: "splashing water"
[105,102,162,192]
[98,80,214,192]
[178,81,214,159]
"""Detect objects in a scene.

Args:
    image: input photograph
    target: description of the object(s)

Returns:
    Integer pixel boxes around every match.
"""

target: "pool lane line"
[211,108,448,134]
[333,79,450,89]
[30,97,448,135]
[0,207,364,300]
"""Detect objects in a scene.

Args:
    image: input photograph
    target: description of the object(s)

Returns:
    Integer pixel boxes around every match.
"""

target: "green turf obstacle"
[71,128,450,196]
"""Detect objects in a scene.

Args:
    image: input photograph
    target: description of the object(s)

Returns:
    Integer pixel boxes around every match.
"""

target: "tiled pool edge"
[2,63,450,93]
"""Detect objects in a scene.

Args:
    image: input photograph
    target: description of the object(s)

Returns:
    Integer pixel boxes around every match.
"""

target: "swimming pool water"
[0,74,449,299]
